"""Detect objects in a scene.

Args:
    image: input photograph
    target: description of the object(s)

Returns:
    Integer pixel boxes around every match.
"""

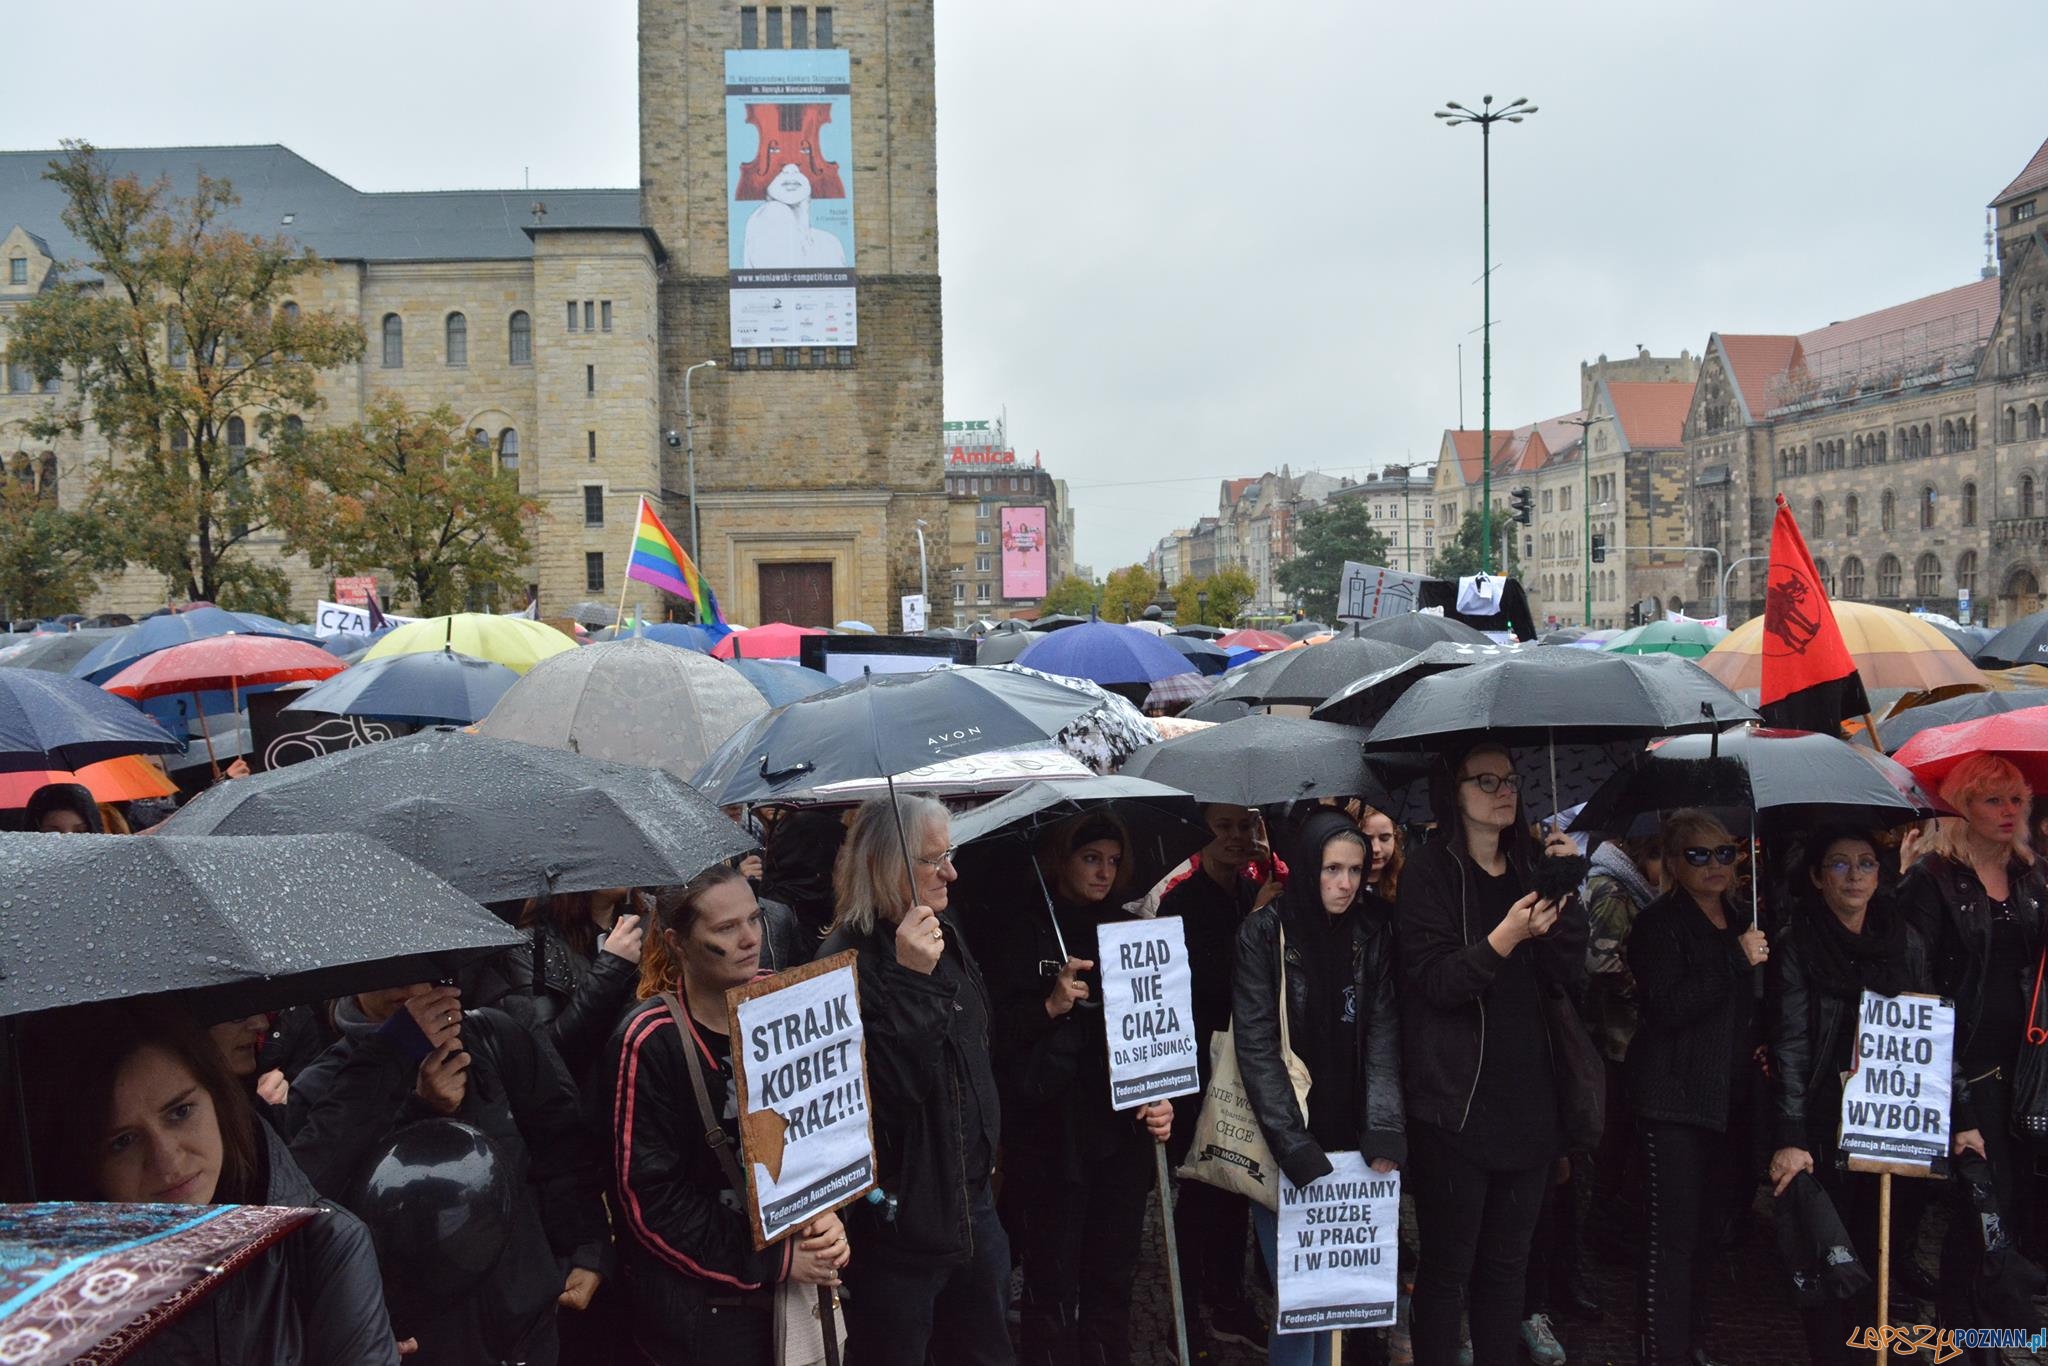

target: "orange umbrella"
[1698,601,1981,695]
[0,754,177,808]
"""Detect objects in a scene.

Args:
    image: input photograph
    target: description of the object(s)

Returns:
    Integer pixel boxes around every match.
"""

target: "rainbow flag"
[626,497,725,628]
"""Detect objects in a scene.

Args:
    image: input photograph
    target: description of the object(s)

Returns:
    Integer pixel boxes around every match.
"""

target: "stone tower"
[639,0,946,630]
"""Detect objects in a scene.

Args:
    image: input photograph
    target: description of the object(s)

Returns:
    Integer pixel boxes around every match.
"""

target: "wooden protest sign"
[726,950,877,1250]
[1839,990,1954,1177]
[1275,1153,1400,1334]
[1097,918,1201,1110]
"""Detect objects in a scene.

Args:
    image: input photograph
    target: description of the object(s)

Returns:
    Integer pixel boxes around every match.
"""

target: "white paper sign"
[1337,562,1427,622]
[312,600,419,638]
[1839,991,1954,1171]
[901,594,928,632]
[1276,1153,1400,1333]
[731,958,876,1243]
[1097,918,1201,1110]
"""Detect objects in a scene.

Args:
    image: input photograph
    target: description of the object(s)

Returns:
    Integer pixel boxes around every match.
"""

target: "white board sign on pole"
[1275,1152,1400,1333]
[901,594,928,632]
[1839,991,1954,1175]
[1337,563,1427,622]
[727,953,877,1246]
[1097,918,1201,1110]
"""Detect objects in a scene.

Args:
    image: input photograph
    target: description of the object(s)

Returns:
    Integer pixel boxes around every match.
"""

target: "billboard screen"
[725,49,858,349]
[1001,506,1048,600]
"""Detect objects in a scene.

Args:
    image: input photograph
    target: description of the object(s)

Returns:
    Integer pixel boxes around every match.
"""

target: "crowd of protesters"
[4,727,2045,1366]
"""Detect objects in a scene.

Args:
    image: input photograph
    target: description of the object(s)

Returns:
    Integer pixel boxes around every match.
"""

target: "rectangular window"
[729,348,750,370]
[583,301,595,332]
[583,485,605,526]
[976,527,991,546]
[7,258,24,284]
[816,6,831,45]
[585,552,605,592]
[766,5,782,47]
[740,5,757,47]
[976,554,992,573]
[566,301,579,331]
[6,363,29,394]
[837,347,853,367]
[977,501,991,519]
[587,431,598,462]
[952,582,965,603]
[2018,199,2039,223]
[976,583,991,603]
[792,5,807,46]
[601,300,613,332]
[586,364,596,395]
[40,371,58,394]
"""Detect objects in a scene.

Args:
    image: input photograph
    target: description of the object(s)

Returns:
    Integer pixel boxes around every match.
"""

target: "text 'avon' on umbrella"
[1117,714,1390,810]
[155,729,755,902]
[0,831,522,1020]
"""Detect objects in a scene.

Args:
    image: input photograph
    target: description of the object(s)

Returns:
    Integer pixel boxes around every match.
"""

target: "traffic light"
[1509,487,1534,525]
[1591,533,1606,563]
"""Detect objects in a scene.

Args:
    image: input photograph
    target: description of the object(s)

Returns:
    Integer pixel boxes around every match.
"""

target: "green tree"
[0,460,122,620]
[1276,498,1392,622]
[9,142,366,610]
[1429,506,1521,580]
[1037,574,1100,618]
[1172,564,1257,627]
[1096,564,1160,623]
[268,400,541,615]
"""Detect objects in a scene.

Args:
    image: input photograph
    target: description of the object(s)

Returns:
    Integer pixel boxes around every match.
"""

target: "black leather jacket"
[1625,889,1760,1132]
[1231,896,1405,1186]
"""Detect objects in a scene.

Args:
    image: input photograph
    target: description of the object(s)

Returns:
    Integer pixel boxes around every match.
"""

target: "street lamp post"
[1719,555,1767,627]
[1437,95,1538,573]
[1560,413,1600,625]
[913,519,930,600]
[682,360,717,562]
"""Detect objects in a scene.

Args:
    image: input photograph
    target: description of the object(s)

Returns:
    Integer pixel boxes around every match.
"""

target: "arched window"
[1841,557,1865,598]
[1964,417,1975,449]
[225,416,246,447]
[1876,430,1888,462]
[509,311,532,365]
[445,312,468,367]
[280,301,299,324]
[1922,423,1933,456]
[2025,474,2037,518]
[1919,485,1937,530]
[1810,498,1825,536]
[1815,557,1832,594]
[498,428,519,472]
[1880,489,1896,532]
[1962,481,1978,526]
[2032,406,2044,440]
[1697,564,1715,606]
[1853,436,1866,467]
[1845,494,1860,535]
[1877,554,1902,598]
[1957,550,1978,599]
[1942,421,1955,453]
[381,314,403,368]
[1916,553,1941,597]
[2007,408,2020,443]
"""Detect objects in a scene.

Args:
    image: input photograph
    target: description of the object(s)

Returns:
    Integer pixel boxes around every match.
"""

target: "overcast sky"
[5,0,2044,574]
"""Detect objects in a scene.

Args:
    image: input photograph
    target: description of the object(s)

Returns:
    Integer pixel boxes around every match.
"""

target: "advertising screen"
[1001,505,1048,600]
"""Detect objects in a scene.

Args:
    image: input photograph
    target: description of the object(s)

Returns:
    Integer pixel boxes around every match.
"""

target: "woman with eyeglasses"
[1766,826,1929,1364]
[1398,744,1586,1366]
[1623,809,1767,1366]
[976,812,1171,1366]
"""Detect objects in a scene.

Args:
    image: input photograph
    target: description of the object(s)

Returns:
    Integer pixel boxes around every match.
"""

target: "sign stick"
[1876,1172,1891,1366]
[1155,1142,1192,1366]
[820,1286,842,1366]
[1332,1329,1345,1365]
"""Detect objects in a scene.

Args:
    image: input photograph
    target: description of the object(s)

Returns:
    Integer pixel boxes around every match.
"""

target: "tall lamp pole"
[1561,413,1600,624]
[682,360,717,561]
[1437,95,1538,573]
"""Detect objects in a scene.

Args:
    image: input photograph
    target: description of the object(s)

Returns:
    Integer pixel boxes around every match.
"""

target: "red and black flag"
[1760,493,1869,733]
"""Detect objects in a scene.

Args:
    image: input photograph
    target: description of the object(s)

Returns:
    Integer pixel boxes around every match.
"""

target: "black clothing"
[469,919,643,1082]
[1396,838,1587,1145]
[1232,813,1406,1187]
[1970,907,2025,1072]
[843,1183,1015,1366]
[1776,1168,1878,1366]
[260,1004,338,1081]
[599,995,791,1364]
[1407,1139,1549,1366]
[933,936,1000,1183]
[1157,861,1256,1059]
[1639,1119,1746,1366]
[287,1003,610,1366]
[1625,891,1761,1133]
[1453,865,1559,1167]
[819,910,1003,1268]
[761,808,848,947]
[133,1126,398,1366]
[1013,1136,1154,1366]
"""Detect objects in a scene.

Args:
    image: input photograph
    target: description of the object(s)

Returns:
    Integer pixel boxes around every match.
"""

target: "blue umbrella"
[727,658,838,707]
[0,670,183,772]
[1156,634,1232,677]
[1013,621,1197,687]
[284,649,520,726]
[1223,645,1262,668]
[70,608,310,685]
[637,622,719,653]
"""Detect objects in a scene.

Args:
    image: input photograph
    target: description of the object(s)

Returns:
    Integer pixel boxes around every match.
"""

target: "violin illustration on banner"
[734,103,847,200]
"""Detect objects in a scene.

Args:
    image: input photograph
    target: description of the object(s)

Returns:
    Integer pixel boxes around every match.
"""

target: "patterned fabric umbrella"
[988,663,1160,773]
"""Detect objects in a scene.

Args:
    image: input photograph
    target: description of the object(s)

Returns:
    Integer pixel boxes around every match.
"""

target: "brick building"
[939,416,1072,625]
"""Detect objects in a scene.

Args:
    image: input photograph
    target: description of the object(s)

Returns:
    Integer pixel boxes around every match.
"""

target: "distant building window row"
[5,359,59,394]
[727,347,855,371]
[1776,418,1977,477]
[2004,404,2048,443]
[566,301,614,334]
[378,310,534,368]
[1806,481,1978,537]
[740,5,833,48]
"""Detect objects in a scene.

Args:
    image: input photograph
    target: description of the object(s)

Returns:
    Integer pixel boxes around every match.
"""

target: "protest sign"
[727,952,877,1247]
[1097,918,1201,1110]
[1275,1153,1400,1333]
[1840,991,1953,1174]
[333,575,377,606]
[313,600,418,638]
[1337,563,1427,622]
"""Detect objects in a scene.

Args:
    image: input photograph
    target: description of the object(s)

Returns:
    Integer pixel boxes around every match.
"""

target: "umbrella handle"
[1030,857,1073,965]
[863,669,922,911]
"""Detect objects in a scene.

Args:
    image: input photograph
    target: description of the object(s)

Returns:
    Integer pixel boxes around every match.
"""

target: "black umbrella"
[1929,622,1994,657]
[1157,634,1232,677]
[1030,614,1093,632]
[1313,640,1527,728]
[1876,688,2048,752]
[1118,714,1390,808]
[1278,620,1330,641]
[1366,740,1641,828]
[0,831,521,1019]
[1179,694,1255,724]
[1173,624,1228,641]
[950,776,1211,896]
[1540,627,1589,645]
[1573,726,1943,836]
[976,630,1037,666]
[690,666,1100,806]
[1973,610,2048,668]
[1200,637,1415,709]
[157,729,754,901]
[1353,613,1493,650]
[0,629,124,675]
[0,671,184,772]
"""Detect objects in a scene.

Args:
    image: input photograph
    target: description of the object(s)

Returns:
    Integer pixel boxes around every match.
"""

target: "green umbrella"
[1604,620,1726,658]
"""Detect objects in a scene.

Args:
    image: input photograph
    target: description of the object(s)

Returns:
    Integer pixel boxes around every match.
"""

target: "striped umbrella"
[1698,601,1980,694]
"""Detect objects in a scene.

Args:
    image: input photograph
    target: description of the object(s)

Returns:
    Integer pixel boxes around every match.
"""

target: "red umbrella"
[101,636,345,701]
[1891,704,2048,793]
[1217,629,1292,653]
[710,623,827,660]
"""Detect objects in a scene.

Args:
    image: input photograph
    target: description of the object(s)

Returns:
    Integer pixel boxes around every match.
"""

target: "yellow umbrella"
[362,614,578,676]
[1699,601,1982,695]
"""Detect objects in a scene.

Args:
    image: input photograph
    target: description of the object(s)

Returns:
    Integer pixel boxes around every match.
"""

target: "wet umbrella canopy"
[157,729,755,902]
[1118,714,1390,808]
[1876,687,2048,752]
[286,649,520,727]
[726,658,838,707]
[1313,640,1527,728]
[1200,636,1416,710]
[0,831,523,1019]
[0,670,183,772]
[950,776,1211,896]
[70,608,311,685]
[1352,613,1494,650]
[0,629,124,675]
[1014,622,1197,687]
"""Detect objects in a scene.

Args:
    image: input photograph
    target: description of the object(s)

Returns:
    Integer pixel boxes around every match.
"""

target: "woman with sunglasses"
[1398,743,1585,1366]
[1768,827,1929,1363]
[1624,810,1768,1366]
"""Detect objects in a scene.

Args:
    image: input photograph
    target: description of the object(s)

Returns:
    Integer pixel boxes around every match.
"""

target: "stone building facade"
[0,0,946,629]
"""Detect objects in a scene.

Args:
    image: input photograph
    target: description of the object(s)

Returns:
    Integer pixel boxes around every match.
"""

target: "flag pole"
[614,498,641,633]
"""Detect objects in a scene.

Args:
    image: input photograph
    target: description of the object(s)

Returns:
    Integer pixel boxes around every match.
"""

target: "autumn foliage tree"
[0,458,121,621]
[269,399,540,615]
[1172,564,1256,627]
[1037,574,1100,618]
[1095,565,1161,623]
[8,142,365,612]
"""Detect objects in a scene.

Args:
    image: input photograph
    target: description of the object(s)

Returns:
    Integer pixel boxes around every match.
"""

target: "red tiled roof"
[1995,134,2048,205]
[1446,429,1513,486]
[1606,381,1696,450]
[1714,335,1802,422]
[1796,278,1999,365]
[1223,477,1256,506]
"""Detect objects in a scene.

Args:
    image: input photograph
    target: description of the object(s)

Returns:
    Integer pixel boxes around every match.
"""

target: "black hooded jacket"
[1231,811,1405,1186]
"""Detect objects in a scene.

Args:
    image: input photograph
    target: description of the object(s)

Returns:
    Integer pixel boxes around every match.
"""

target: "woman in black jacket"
[1398,743,1585,1366]
[466,888,648,1083]
[1626,809,1770,1366]
[1893,754,2044,1344]
[1234,808,1405,1366]
[977,812,1173,1366]
[19,998,401,1365]
[818,793,1015,1366]
[1767,826,1930,1364]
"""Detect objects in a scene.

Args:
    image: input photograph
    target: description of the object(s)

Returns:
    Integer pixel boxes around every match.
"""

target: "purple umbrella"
[1015,622,1196,688]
